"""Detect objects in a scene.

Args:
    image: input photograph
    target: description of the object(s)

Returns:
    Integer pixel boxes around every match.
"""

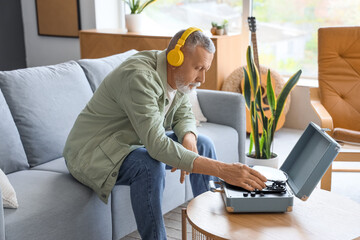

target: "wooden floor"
[121,203,192,240]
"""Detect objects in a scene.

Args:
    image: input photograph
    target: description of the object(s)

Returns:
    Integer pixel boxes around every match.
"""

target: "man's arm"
[170,97,267,190]
[192,156,267,191]
[171,132,197,183]
[174,131,267,190]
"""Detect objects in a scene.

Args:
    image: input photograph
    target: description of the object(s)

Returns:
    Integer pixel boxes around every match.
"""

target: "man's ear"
[167,62,178,71]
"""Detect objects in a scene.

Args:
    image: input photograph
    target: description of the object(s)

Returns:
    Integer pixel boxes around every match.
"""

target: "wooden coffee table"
[182,189,360,240]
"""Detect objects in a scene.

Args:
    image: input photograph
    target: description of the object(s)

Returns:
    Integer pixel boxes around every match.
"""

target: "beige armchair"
[310,27,360,191]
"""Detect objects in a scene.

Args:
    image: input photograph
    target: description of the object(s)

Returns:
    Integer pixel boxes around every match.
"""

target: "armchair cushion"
[318,27,360,131]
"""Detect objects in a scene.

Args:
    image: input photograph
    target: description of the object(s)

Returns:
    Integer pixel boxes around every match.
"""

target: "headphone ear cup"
[167,49,184,67]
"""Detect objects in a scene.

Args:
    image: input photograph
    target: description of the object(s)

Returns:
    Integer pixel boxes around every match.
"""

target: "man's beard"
[175,75,201,94]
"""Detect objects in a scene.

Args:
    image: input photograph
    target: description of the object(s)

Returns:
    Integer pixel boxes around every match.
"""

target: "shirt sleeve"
[119,70,199,172]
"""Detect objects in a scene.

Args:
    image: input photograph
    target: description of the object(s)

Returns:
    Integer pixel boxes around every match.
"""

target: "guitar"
[243,16,286,133]
[248,17,261,81]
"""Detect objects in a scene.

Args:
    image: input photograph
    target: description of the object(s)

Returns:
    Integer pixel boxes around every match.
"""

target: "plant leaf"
[250,101,260,158]
[134,0,140,13]
[255,86,266,127]
[266,118,274,157]
[138,0,156,13]
[266,70,276,116]
[246,46,260,98]
[243,67,251,110]
[259,132,265,158]
[274,70,302,129]
[249,132,254,155]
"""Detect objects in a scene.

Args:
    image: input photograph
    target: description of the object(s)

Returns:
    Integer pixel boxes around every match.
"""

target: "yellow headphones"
[167,27,202,67]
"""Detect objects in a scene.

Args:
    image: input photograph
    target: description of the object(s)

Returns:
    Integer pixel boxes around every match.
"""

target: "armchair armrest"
[196,89,246,163]
[0,189,5,240]
[310,88,333,130]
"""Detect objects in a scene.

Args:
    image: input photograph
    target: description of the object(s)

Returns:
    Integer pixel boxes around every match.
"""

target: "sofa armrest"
[310,88,333,130]
[196,89,246,163]
[0,189,5,240]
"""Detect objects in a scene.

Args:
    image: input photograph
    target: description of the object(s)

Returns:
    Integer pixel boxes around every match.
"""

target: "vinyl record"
[252,166,288,182]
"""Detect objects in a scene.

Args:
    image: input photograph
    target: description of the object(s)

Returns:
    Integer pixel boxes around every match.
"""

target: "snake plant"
[243,46,302,159]
[124,0,157,14]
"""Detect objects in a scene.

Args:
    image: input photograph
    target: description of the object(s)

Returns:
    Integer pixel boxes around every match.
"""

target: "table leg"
[182,208,187,240]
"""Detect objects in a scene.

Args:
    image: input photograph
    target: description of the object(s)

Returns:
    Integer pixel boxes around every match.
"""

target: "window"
[142,0,244,35]
[252,0,360,78]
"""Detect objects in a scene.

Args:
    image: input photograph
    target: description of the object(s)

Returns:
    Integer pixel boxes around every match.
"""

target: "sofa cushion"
[77,49,138,92]
[5,170,112,240]
[31,157,69,174]
[0,61,93,167]
[0,89,29,174]
[197,123,238,164]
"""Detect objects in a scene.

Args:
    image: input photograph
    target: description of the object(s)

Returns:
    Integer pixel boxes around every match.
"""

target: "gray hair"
[166,29,216,55]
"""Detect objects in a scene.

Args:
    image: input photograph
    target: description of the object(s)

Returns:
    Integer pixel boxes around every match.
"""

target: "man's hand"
[170,167,189,184]
[192,157,267,191]
[221,163,267,191]
[171,132,198,183]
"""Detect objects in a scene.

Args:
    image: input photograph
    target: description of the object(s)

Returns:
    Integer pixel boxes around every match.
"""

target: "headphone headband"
[177,27,202,49]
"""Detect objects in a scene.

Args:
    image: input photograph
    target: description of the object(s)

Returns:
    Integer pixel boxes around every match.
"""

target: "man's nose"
[198,70,205,84]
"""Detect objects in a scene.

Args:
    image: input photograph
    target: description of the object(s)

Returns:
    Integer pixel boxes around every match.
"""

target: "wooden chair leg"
[321,164,333,191]
[182,208,187,240]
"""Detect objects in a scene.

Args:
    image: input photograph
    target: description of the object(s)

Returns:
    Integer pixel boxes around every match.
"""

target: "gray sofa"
[0,50,245,240]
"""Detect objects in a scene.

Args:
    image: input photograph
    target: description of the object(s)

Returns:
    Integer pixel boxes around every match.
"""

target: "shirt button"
[112,172,117,177]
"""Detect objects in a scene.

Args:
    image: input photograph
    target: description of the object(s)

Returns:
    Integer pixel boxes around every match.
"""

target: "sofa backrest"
[77,50,138,92]
[0,89,29,174]
[0,61,93,167]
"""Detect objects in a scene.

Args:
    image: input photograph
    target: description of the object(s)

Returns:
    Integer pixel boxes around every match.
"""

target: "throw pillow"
[188,91,207,126]
[0,169,19,208]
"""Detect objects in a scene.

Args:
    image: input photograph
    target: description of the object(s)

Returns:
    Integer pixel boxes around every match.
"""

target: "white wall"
[21,0,96,67]
[94,0,126,30]
[283,83,320,130]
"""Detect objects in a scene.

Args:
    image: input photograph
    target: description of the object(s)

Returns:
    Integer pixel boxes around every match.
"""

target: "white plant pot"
[245,153,279,169]
[125,14,143,33]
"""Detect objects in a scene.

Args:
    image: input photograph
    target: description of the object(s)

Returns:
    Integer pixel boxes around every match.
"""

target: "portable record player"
[210,122,341,213]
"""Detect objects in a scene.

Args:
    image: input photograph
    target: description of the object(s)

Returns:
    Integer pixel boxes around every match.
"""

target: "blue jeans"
[115,132,217,240]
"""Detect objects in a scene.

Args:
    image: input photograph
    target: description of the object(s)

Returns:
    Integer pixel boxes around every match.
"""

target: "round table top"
[186,189,360,240]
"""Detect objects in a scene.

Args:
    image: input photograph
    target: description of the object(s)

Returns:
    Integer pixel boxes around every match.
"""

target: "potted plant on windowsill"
[124,0,157,32]
[243,46,302,168]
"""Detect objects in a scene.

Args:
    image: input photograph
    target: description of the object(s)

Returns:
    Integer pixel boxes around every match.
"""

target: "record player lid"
[279,122,340,201]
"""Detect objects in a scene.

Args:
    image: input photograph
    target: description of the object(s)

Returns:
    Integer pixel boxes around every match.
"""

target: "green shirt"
[63,50,199,203]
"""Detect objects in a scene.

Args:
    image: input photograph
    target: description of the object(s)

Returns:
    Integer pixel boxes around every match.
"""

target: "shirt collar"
[156,50,169,92]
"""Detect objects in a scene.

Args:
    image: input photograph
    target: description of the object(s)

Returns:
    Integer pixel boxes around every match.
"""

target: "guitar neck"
[251,32,260,73]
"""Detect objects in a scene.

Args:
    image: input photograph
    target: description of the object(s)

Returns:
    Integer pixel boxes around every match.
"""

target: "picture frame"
[35,0,81,38]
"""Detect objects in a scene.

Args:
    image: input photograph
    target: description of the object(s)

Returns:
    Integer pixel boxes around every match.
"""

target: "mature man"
[63,28,267,239]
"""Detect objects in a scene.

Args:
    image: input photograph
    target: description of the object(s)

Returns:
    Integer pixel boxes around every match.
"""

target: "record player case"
[210,122,341,213]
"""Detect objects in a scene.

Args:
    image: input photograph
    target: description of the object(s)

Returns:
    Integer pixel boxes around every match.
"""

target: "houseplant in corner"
[124,0,157,32]
[243,46,302,168]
